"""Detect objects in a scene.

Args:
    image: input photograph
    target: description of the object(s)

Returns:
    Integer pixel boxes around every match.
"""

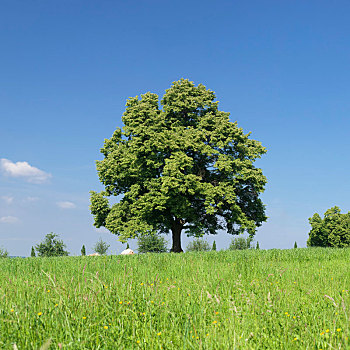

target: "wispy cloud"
[0,216,19,224]
[0,158,51,184]
[1,196,14,204]
[23,196,39,203]
[57,201,76,209]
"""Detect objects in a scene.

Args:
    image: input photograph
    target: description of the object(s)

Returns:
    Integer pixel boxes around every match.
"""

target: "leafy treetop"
[307,206,350,248]
[35,233,69,257]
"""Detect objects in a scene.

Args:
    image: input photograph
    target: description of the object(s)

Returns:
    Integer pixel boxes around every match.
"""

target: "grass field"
[0,248,349,349]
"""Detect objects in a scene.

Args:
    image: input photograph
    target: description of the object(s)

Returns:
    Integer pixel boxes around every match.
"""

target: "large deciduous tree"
[307,206,350,247]
[90,79,267,252]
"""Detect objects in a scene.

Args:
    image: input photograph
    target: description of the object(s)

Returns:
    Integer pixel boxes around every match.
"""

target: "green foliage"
[229,236,253,250]
[137,234,168,253]
[212,240,217,251]
[186,238,210,252]
[90,79,267,252]
[93,238,110,255]
[294,241,297,249]
[30,246,36,257]
[256,241,260,250]
[81,245,86,256]
[35,233,69,257]
[0,246,9,258]
[307,206,350,248]
[126,242,130,249]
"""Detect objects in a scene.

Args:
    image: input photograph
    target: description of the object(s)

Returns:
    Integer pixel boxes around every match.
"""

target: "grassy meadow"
[0,248,349,349]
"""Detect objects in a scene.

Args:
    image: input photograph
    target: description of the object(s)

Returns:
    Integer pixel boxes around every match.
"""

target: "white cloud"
[1,196,14,204]
[57,201,76,209]
[0,158,51,184]
[0,216,19,224]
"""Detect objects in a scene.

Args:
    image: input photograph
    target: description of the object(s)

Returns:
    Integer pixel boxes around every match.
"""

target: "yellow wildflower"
[104,326,108,330]
[337,328,341,332]
[83,317,86,319]
[157,332,161,336]
[11,309,14,313]
[37,312,42,316]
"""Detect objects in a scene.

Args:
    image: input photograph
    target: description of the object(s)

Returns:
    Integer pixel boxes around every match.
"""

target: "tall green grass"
[0,248,349,349]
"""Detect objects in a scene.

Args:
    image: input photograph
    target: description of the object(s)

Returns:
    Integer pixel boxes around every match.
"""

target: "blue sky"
[1,0,350,256]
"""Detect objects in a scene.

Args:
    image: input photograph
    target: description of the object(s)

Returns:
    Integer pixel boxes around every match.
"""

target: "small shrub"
[229,236,253,250]
[0,246,9,258]
[212,240,217,251]
[138,234,168,253]
[186,238,210,252]
[93,238,110,255]
[256,241,260,250]
[81,245,86,256]
[294,241,298,249]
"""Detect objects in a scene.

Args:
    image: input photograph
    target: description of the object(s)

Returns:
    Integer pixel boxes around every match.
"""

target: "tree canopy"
[35,233,69,257]
[307,206,350,248]
[90,79,267,252]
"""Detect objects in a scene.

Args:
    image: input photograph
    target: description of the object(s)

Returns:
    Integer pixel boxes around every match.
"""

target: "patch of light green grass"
[0,248,349,349]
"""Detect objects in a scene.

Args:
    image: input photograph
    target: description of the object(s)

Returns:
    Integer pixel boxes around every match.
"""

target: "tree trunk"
[170,220,183,253]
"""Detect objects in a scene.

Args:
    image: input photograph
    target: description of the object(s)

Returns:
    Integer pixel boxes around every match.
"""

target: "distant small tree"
[229,236,253,250]
[137,234,168,253]
[186,238,210,252]
[294,241,297,249]
[93,238,110,255]
[256,241,260,250]
[307,207,350,247]
[212,240,217,251]
[31,246,36,257]
[35,233,69,257]
[0,246,9,258]
[126,242,130,249]
[81,245,86,256]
